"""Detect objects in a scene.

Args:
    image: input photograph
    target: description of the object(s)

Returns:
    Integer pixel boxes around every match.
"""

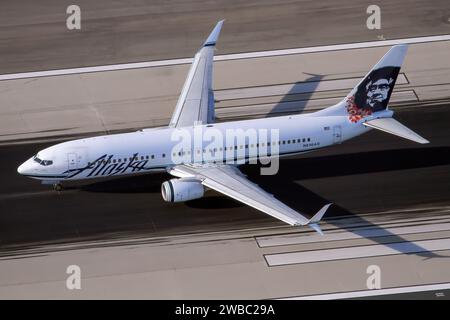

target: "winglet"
[308,203,332,224]
[306,203,332,235]
[203,20,225,47]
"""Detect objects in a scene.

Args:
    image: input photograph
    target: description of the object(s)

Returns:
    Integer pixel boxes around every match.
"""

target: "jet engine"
[161,178,204,202]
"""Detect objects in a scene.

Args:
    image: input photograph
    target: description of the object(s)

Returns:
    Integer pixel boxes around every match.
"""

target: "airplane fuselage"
[17,110,385,183]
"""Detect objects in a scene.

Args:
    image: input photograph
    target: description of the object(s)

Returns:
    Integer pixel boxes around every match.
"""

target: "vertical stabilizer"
[317,45,408,122]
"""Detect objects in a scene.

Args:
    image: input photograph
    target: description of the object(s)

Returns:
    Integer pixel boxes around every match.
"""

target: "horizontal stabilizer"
[363,117,429,144]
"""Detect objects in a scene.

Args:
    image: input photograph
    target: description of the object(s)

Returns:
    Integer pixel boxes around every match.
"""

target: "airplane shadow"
[81,146,450,259]
[266,73,324,117]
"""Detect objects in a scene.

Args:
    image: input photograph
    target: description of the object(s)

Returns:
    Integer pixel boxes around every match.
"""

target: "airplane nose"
[17,161,30,175]
[17,163,25,175]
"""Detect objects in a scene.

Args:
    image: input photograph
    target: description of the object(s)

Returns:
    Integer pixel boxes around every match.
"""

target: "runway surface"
[1,0,449,73]
[0,0,449,299]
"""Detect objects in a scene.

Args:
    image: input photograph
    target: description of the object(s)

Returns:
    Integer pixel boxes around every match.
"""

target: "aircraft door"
[67,153,77,170]
[333,125,342,144]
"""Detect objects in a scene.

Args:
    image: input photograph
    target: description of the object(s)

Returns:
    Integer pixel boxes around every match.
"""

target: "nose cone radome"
[17,160,31,175]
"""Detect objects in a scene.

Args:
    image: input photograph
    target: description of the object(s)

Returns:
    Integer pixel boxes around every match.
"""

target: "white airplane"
[17,21,429,234]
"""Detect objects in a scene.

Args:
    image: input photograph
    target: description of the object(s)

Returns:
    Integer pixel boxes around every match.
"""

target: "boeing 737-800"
[17,21,429,234]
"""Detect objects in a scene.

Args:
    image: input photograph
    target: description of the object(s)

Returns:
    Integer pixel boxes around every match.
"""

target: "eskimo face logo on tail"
[346,66,400,123]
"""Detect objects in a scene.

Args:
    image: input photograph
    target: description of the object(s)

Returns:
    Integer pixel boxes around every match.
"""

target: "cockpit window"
[33,155,53,166]
[33,156,42,164]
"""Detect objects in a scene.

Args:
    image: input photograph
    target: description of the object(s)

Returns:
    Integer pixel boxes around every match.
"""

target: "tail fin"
[348,45,407,114]
[318,45,408,121]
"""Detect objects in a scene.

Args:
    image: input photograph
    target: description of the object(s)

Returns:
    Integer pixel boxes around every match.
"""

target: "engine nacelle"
[161,178,204,202]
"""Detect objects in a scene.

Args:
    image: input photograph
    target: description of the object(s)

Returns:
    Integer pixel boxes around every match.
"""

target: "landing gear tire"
[53,183,63,192]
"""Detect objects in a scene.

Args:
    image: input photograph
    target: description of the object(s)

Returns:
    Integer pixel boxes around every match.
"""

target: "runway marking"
[257,222,450,247]
[265,238,450,266]
[0,35,449,81]
[280,282,450,300]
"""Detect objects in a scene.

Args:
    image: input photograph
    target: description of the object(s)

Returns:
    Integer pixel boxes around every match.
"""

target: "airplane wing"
[169,20,224,128]
[169,163,332,234]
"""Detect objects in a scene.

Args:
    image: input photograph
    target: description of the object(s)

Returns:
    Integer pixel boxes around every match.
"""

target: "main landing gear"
[53,183,63,192]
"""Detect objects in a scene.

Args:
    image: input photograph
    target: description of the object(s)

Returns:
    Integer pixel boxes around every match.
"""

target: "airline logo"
[346,66,400,123]
[63,153,151,178]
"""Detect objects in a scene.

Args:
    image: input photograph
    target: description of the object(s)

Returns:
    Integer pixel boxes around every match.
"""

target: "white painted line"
[265,238,450,266]
[257,221,450,247]
[1,35,449,81]
[0,58,189,81]
[281,282,450,300]
[219,34,450,61]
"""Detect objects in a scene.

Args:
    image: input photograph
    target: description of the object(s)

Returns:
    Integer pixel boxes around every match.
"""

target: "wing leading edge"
[170,164,331,234]
[169,20,224,128]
